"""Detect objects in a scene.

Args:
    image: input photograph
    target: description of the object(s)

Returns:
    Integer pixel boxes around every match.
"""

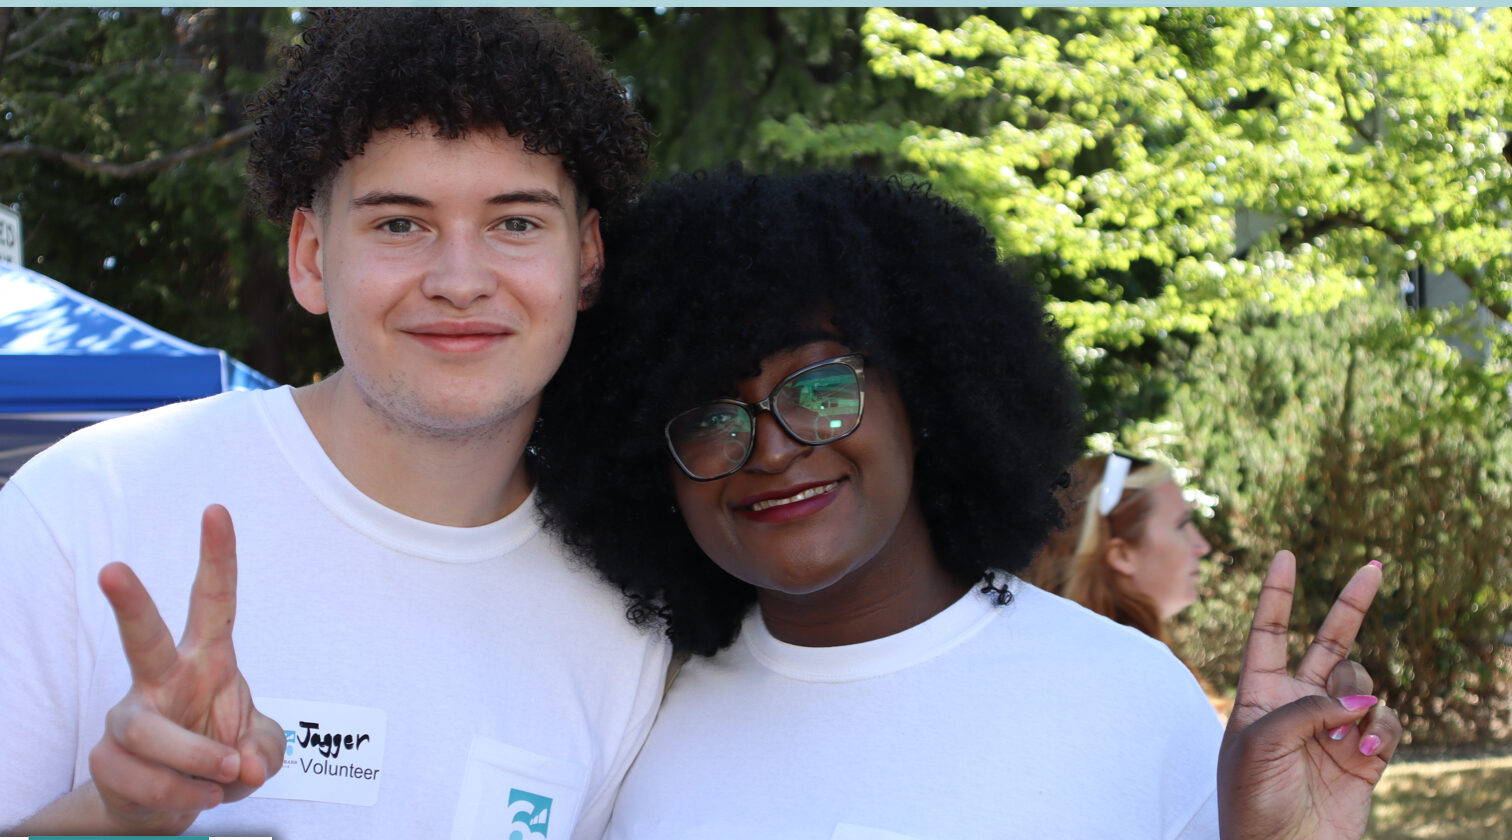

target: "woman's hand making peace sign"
[1219,550,1403,840]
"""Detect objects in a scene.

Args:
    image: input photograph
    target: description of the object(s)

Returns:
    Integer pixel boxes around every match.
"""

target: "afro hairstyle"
[533,168,1085,655]
[247,8,649,224]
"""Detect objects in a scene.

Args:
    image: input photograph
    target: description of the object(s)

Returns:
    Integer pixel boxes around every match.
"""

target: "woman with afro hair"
[534,168,1399,839]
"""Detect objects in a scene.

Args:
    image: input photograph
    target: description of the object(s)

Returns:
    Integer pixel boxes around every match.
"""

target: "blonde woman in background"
[1031,452,1211,640]
[1027,451,1229,714]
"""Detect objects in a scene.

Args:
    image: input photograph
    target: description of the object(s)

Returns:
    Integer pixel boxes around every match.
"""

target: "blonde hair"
[1027,454,1175,643]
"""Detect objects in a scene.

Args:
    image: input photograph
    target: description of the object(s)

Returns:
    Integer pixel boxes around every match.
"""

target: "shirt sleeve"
[0,481,86,829]
[567,637,670,840]
[1165,663,1224,840]
[1173,788,1220,840]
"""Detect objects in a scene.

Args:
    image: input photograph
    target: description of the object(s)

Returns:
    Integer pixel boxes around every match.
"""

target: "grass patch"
[1371,755,1512,839]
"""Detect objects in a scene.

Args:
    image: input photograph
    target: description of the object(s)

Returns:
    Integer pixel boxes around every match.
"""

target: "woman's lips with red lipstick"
[735,480,842,522]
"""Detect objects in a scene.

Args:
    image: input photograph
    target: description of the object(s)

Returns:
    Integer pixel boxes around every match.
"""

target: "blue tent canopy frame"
[1,261,275,413]
[0,260,277,483]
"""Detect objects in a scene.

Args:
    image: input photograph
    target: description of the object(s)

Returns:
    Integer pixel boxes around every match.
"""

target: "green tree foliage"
[0,7,332,383]
[756,7,1512,432]
[568,7,968,176]
[10,7,1509,389]
[1171,290,1512,743]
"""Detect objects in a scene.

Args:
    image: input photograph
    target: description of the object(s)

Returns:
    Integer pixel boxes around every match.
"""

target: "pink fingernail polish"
[1360,735,1382,756]
[1340,694,1378,712]
[1328,725,1351,741]
[1368,560,1383,570]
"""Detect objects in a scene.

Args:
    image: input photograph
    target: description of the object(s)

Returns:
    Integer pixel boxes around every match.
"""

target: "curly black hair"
[247,8,649,223]
[534,169,1085,655]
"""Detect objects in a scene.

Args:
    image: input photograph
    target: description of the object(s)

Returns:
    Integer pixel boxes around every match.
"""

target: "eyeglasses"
[664,354,866,481]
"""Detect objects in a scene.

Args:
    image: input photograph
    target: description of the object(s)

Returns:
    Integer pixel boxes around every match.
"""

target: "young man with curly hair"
[0,9,668,838]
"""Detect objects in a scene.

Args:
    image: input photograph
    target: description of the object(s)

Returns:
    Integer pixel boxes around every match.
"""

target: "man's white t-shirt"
[607,580,1221,840]
[0,387,670,840]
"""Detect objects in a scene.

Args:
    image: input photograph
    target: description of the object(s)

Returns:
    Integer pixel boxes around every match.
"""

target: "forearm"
[11,783,108,835]
[11,781,194,836]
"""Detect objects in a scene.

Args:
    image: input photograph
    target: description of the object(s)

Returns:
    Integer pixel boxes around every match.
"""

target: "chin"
[416,392,530,432]
[740,558,856,598]
[751,571,846,597]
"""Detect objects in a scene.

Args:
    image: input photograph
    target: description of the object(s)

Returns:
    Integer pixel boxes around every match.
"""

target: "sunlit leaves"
[759,6,1512,376]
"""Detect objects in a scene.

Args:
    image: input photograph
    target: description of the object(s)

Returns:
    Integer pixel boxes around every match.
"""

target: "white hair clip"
[1097,453,1133,515]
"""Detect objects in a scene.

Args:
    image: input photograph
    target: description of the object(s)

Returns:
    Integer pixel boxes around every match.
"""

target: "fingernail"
[1329,725,1351,741]
[1368,560,1383,570]
[221,752,240,780]
[1360,735,1382,756]
[1340,694,1378,712]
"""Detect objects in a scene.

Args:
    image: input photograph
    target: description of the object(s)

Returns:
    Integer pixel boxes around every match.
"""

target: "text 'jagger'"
[296,721,371,759]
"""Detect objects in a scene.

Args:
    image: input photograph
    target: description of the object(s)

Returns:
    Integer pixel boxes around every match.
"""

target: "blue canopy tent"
[0,261,277,485]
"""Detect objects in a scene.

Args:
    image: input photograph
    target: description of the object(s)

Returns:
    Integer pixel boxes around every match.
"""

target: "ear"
[288,207,329,316]
[576,207,604,312]
[1105,538,1139,577]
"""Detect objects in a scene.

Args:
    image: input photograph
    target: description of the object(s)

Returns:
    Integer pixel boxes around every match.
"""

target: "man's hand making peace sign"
[16,505,286,835]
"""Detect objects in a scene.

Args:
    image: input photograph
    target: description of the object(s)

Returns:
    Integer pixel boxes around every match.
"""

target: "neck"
[292,373,534,527]
[756,500,974,647]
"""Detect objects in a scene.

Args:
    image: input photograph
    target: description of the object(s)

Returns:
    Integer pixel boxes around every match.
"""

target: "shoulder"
[992,580,1205,689]
[6,389,286,531]
[69,388,275,444]
[1003,579,1167,649]
[993,581,1223,754]
[13,389,279,482]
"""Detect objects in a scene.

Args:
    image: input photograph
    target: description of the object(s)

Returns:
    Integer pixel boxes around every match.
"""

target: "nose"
[421,232,498,309]
[1192,526,1211,557]
[742,410,808,475]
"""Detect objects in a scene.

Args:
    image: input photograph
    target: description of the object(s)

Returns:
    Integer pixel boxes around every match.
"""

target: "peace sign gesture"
[77,504,284,834]
[1218,550,1403,840]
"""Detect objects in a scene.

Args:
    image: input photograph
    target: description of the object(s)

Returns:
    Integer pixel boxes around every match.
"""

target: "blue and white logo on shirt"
[508,788,553,839]
[450,736,586,840]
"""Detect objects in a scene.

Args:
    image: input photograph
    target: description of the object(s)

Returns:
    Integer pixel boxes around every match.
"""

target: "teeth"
[750,481,839,512]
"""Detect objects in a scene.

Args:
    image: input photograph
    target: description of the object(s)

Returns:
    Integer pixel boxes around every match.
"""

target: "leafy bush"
[1169,290,1512,744]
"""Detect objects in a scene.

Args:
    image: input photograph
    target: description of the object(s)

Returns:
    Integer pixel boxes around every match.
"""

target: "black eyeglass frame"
[664,353,867,482]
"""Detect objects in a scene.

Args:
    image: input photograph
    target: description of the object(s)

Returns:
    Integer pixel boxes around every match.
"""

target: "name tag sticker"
[450,736,587,840]
[253,697,387,806]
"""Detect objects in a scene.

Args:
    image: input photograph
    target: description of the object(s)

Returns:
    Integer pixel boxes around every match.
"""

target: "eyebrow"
[774,329,846,355]
[349,189,565,211]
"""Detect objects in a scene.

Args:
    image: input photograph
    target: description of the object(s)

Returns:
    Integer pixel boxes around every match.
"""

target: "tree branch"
[1451,267,1511,323]
[27,54,205,78]
[1481,297,1509,323]
[1333,66,1376,143]
[0,123,253,177]
[1283,211,1511,324]
[1331,13,1377,144]
[8,9,77,65]
[1278,211,1385,251]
